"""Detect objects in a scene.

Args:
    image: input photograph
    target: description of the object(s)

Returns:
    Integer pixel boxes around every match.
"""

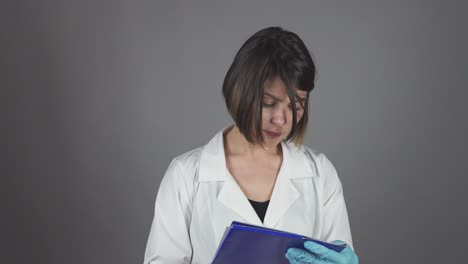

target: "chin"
[264,138,282,147]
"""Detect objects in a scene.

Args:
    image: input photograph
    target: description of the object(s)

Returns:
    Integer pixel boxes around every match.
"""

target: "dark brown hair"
[222,27,316,146]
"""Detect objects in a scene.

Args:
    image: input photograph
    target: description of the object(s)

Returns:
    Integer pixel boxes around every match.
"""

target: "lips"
[265,131,282,138]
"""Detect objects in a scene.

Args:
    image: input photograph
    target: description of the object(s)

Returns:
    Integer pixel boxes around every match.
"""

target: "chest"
[225,156,282,201]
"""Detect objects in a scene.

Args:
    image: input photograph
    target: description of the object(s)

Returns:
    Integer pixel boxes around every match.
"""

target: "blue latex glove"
[285,240,359,264]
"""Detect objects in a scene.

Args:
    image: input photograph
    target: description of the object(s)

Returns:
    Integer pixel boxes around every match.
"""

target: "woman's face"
[260,77,307,148]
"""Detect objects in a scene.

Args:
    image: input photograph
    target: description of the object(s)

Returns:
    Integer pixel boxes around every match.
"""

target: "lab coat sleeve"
[319,154,354,250]
[143,159,193,264]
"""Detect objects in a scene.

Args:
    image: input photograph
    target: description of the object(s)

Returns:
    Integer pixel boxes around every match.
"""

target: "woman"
[144,27,359,264]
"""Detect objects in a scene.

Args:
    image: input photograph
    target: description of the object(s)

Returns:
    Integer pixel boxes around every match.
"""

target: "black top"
[248,199,270,223]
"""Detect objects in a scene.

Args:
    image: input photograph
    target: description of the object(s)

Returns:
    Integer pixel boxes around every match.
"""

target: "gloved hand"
[285,240,359,264]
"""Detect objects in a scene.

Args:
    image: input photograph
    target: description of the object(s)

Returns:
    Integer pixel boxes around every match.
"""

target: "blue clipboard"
[211,221,347,264]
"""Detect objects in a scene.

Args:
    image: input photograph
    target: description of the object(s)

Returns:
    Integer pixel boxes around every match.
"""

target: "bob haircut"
[222,26,316,146]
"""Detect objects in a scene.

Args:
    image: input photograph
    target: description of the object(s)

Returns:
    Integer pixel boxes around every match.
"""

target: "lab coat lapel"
[264,141,318,228]
[263,141,300,228]
[198,127,263,225]
[218,177,264,225]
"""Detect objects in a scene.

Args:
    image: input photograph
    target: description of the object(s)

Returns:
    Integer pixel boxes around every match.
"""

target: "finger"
[331,240,347,246]
[287,255,319,264]
[286,257,310,264]
[304,241,340,262]
[286,248,320,263]
[330,240,349,253]
[331,240,358,258]
[332,240,358,259]
[285,250,306,264]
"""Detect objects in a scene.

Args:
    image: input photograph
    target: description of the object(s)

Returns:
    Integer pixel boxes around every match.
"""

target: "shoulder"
[302,145,337,174]
[287,143,340,188]
[171,146,204,174]
[161,146,205,188]
[157,146,205,201]
[284,141,340,181]
[162,127,228,184]
[286,143,345,203]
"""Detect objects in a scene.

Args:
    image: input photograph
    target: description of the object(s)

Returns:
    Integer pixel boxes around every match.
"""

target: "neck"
[223,125,282,157]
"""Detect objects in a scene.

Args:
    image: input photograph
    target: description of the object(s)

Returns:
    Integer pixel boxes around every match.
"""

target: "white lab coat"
[144,127,353,264]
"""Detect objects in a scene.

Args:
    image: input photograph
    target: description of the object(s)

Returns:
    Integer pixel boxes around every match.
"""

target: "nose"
[271,108,286,126]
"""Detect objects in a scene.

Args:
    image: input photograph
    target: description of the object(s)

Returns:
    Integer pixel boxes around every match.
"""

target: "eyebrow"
[263,92,306,103]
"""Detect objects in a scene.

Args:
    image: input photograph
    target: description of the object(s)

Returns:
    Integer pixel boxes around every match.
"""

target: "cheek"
[261,109,272,120]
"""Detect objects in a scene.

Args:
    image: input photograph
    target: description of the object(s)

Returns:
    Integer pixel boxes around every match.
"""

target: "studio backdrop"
[4,1,468,263]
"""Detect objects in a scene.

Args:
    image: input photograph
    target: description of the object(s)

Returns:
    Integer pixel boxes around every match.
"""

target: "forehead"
[263,77,307,98]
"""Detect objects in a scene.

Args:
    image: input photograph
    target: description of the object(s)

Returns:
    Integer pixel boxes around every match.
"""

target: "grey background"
[4,0,468,263]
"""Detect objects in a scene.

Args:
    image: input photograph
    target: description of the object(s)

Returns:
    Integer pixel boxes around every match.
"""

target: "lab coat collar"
[198,127,317,182]
[198,126,318,227]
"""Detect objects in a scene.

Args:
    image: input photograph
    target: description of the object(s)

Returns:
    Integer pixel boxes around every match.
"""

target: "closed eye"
[262,102,275,108]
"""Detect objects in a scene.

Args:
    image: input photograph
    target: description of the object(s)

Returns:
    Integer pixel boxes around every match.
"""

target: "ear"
[296,108,304,123]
